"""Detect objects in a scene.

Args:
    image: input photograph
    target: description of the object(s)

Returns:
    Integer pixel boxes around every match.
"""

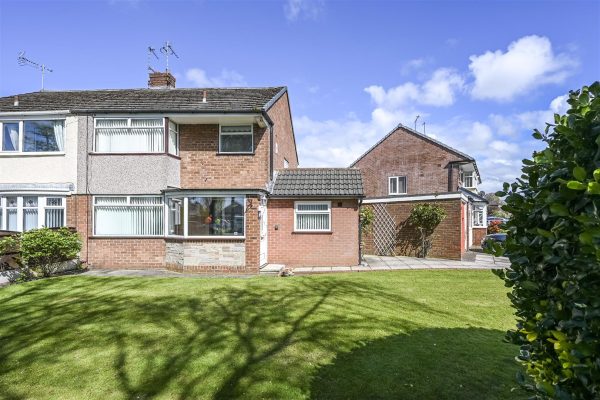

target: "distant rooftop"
[0,87,286,113]
[271,168,364,198]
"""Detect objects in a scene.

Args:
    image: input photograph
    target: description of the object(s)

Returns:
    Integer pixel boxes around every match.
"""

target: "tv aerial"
[159,41,179,71]
[17,51,53,91]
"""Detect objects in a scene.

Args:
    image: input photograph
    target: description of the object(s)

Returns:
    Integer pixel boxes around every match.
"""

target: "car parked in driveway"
[481,233,507,249]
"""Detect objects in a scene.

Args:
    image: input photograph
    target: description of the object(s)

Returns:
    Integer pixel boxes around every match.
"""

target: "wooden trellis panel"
[372,203,397,255]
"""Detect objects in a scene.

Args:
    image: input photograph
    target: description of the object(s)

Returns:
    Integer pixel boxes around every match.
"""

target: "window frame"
[388,176,407,195]
[218,124,254,154]
[0,194,66,232]
[472,204,487,228]
[93,117,166,154]
[168,120,179,156]
[92,195,164,237]
[166,195,247,239]
[0,119,66,155]
[462,171,476,189]
[294,201,332,233]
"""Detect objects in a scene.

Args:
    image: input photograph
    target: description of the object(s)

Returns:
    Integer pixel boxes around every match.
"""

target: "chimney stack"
[148,71,176,89]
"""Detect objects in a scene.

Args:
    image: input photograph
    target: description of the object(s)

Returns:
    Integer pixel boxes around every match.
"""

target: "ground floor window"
[294,201,331,232]
[94,196,163,236]
[168,196,245,237]
[472,204,486,227]
[0,195,66,232]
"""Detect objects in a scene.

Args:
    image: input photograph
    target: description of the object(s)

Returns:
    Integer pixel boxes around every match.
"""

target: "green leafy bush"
[408,204,446,257]
[494,82,600,399]
[0,235,21,271]
[20,228,82,277]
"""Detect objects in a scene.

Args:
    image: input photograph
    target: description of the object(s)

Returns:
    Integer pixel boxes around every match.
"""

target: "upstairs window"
[168,121,179,156]
[1,120,65,153]
[462,171,476,188]
[95,118,164,153]
[389,176,407,195]
[284,158,289,168]
[219,125,253,154]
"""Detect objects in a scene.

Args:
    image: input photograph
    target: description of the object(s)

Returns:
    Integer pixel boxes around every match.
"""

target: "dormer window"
[462,171,476,189]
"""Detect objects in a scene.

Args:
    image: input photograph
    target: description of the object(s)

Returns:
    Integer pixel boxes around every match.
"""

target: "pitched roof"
[271,168,364,198]
[349,123,481,183]
[0,87,286,113]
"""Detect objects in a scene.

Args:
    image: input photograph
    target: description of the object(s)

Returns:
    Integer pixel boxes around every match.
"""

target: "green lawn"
[0,271,524,399]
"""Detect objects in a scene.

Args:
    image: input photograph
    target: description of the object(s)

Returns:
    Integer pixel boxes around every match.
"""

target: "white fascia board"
[0,110,70,117]
[363,193,463,204]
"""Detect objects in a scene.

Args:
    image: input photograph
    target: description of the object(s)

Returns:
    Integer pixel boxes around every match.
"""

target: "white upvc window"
[94,118,165,153]
[389,176,407,195]
[168,120,179,156]
[0,195,66,232]
[0,119,65,153]
[473,204,487,227]
[294,201,331,232]
[462,171,476,189]
[167,195,246,238]
[219,125,253,154]
[93,196,164,236]
[284,158,289,169]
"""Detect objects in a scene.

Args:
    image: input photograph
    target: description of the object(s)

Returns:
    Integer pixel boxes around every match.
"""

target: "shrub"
[20,228,82,277]
[493,82,600,398]
[407,204,446,257]
[0,235,21,271]
[487,220,503,234]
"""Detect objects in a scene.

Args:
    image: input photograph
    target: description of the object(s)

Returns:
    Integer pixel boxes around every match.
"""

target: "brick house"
[351,123,487,260]
[0,71,363,273]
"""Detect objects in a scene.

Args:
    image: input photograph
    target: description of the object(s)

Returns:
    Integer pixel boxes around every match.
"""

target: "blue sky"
[1,0,598,192]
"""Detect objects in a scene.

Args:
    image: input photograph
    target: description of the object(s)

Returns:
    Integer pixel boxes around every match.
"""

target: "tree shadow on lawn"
[0,275,500,399]
[310,327,525,400]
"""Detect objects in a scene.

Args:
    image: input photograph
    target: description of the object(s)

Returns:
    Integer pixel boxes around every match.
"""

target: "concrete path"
[292,253,510,274]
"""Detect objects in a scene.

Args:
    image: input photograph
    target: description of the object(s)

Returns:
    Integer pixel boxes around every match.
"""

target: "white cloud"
[284,0,324,21]
[469,35,577,101]
[185,68,247,87]
[365,68,464,109]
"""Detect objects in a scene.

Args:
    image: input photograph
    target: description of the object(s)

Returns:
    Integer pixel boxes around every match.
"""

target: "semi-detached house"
[0,71,363,273]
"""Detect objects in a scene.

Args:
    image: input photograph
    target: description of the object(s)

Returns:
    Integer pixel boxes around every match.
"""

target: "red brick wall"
[472,227,487,247]
[244,195,261,272]
[353,126,467,197]
[267,91,299,169]
[267,198,359,267]
[88,238,166,269]
[362,199,463,260]
[66,195,91,262]
[179,123,270,189]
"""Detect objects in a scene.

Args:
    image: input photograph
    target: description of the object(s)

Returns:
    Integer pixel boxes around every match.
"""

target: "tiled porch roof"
[271,168,364,198]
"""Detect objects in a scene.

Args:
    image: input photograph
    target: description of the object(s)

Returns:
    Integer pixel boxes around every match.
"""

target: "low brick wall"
[268,198,360,267]
[88,238,166,269]
[363,198,463,260]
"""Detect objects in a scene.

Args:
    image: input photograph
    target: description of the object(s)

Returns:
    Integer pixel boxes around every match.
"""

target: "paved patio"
[292,253,510,274]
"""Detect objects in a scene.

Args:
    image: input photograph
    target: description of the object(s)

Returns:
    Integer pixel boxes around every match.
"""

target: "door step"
[259,264,285,275]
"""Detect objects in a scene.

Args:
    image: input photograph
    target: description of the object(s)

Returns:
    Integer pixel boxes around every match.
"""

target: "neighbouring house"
[351,123,487,260]
[0,71,363,273]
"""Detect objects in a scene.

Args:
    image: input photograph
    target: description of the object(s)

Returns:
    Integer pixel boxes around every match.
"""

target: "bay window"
[219,125,253,153]
[1,120,65,153]
[0,195,66,232]
[167,195,245,237]
[294,202,331,232]
[95,118,164,153]
[93,196,163,236]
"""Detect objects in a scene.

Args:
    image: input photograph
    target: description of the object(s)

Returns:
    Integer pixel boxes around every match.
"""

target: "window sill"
[0,152,65,157]
[388,192,407,196]
[292,231,333,234]
[90,152,166,156]
[91,235,164,239]
[217,152,255,156]
[166,235,245,240]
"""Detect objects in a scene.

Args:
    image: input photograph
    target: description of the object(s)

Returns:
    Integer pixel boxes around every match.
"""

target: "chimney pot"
[148,71,176,89]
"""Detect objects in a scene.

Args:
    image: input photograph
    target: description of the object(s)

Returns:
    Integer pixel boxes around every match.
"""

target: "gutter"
[0,110,70,116]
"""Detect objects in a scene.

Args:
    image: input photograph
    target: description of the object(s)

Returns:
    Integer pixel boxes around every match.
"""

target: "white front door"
[259,204,268,266]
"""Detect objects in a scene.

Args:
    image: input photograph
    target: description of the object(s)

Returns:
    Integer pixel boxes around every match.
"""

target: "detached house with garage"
[0,71,363,273]
[351,123,487,260]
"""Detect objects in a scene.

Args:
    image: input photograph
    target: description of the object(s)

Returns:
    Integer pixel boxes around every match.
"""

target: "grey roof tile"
[0,87,286,113]
[271,168,364,197]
